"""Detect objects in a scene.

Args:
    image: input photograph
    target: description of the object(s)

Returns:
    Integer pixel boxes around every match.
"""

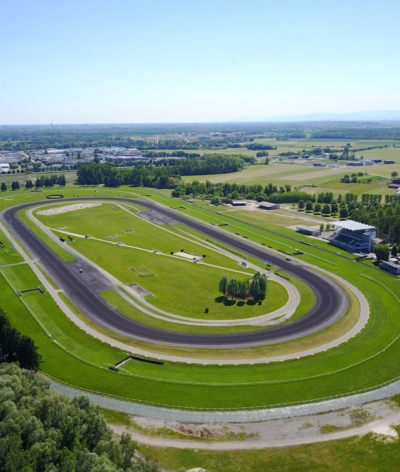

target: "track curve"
[2,197,348,347]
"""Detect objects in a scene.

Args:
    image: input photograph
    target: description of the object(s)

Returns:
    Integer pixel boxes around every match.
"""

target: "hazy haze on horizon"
[2,0,400,124]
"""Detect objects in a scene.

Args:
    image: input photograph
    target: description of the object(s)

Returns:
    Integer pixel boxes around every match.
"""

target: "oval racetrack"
[3,197,349,348]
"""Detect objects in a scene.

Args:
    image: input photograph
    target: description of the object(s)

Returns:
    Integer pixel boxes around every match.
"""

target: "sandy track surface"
[37,202,102,215]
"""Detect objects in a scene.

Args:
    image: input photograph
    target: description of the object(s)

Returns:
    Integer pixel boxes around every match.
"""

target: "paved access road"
[3,197,348,347]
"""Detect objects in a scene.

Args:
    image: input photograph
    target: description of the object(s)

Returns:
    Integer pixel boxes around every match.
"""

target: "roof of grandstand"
[332,220,375,231]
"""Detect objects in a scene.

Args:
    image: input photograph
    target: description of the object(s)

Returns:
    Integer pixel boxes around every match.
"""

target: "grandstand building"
[329,220,376,253]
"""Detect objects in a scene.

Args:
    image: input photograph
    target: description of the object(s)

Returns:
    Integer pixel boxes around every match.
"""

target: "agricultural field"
[181,160,398,198]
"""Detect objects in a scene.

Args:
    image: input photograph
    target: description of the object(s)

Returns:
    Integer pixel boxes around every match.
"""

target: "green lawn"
[2,184,400,411]
[100,279,289,333]
[33,201,299,320]
[69,238,264,319]
[143,426,400,472]
[2,249,395,413]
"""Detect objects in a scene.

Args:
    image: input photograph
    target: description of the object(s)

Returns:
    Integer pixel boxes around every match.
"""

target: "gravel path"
[51,378,400,424]
[109,413,400,450]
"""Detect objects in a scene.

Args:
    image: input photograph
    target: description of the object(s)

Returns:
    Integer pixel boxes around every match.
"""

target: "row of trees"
[218,272,267,302]
[0,363,159,472]
[0,308,41,371]
[171,180,302,201]
[2,181,20,191]
[172,182,363,205]
[298,200,344,217]
[30,174,66,188]
[0,174,66,192]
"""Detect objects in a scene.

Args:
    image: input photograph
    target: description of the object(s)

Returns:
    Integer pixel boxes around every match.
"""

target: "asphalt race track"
[2,197,349,348]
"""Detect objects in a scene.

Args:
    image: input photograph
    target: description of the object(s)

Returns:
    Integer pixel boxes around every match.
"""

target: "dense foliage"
[76,156,251,188]
[351,202,400,244]
[0,309,41,371]
[298,195,400,244]
[374,244,390,262]
[0,364,159,472]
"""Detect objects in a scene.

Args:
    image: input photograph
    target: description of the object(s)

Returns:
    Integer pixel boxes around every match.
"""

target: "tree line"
[1,174,66,192]
[311,128,400,140]
[0,363,159,472]
[76,156,252,188]
[0,308,41,371]
[219,272,267,302]
[172,179,313,204]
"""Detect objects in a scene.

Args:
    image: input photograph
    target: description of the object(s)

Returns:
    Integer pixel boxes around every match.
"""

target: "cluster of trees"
[256,151,269,157]
[31,174,66,188]
[0,308,41,371]
[298,195,400,244]
[374,244,390,262]
[0,363,159,472]
[245,143,275,151]
[351,203,400,244]
[161,154,253,175]
[218,272,267,302]
[2,181,20,191]
[76,164,170,188]
[76,156,253,188]
[340,173,364,183]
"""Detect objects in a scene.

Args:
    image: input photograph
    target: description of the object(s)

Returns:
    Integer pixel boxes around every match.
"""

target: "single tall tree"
[238,280,248,300]
[227,278,238,300]
[218,275,229,297]
[374,244,390,262]
[305,201,313,212]
[249,279,260,300]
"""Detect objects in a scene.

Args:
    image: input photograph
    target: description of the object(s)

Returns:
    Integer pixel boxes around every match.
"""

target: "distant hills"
[236,111,400,123]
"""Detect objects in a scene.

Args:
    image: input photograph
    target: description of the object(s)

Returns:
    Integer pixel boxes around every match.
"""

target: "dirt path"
[108,399,400,450]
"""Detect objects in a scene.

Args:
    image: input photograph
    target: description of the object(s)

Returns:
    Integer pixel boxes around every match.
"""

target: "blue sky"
[1,0,399,123]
